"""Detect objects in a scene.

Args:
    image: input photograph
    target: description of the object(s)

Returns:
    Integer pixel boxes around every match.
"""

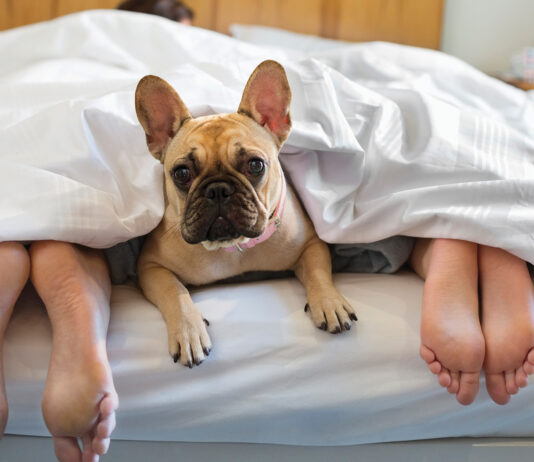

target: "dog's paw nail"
[344,322,351,330]
[203,347,211,356]
[173,354,179,363]
[349,313,358,321]
[331,326,341,334]
[203,318,210,326]
[194,358,203,366]
[304,303,309,312]
[319,322,327,331]
[187,361,193,369]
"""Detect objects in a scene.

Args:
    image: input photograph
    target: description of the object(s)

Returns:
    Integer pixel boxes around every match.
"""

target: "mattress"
[5,271,534,445]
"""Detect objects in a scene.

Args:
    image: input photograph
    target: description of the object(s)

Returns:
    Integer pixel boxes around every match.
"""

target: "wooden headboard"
[0,0,444,49]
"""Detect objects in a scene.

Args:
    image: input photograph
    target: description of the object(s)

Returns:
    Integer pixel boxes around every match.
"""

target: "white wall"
[441,0,534,75]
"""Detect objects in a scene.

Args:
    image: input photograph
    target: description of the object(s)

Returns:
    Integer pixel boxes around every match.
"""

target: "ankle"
[424,267,478,297]
[479,246,529,275]
[0,242,30,310]
[431,239,477,266]
[425,239,478,287]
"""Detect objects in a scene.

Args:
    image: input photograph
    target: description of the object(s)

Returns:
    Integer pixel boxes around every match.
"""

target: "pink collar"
[224,173,287,253]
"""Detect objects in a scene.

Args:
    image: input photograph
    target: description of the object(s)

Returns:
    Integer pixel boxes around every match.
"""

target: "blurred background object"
[509,48,534,82]
[500,47,534,90]
[117,0,194,24]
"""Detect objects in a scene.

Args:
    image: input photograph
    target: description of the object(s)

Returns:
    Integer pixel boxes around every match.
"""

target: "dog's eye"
[247,158,265,176]
[172,166,191,185]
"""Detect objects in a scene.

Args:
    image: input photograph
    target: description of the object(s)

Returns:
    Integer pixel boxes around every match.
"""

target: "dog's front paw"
[166,311,212,368]
[305,291,357,334]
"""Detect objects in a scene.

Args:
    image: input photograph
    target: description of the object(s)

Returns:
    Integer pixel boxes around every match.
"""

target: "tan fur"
[136,61,356,367]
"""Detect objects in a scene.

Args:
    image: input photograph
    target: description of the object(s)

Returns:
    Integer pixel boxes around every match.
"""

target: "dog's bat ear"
[238,60,292,146]
[135,75,191,162]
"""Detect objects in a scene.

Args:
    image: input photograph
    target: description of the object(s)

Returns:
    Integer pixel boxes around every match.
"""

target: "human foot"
[479,245,534,405]
[0,242,30,436]
[419,239,485,405]
[29,241,118,460]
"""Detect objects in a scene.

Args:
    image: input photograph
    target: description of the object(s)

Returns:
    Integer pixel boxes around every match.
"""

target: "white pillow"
[230,24,350,53]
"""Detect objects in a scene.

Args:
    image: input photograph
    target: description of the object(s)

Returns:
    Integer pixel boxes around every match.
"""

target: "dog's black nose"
[204,182,235,202]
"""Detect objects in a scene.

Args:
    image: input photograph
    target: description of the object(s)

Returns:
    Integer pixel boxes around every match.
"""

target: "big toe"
[456,371,480,405]
[486,373,511,405]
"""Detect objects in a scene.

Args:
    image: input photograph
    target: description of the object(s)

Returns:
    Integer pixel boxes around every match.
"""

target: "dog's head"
[135,60,292,250]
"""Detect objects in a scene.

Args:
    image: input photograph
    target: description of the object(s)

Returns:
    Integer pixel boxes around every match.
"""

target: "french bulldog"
[135,60,356,367]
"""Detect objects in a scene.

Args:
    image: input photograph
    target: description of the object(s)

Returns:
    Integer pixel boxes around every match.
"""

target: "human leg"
[411,238,485,405]
[29,241,118,461]
[0,242,30,436]
[479,245,534,405]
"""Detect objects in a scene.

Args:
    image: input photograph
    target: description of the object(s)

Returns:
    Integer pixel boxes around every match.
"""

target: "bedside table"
[499,77,534,91]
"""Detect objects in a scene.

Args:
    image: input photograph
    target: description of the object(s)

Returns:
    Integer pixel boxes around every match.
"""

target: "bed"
[5,273,534,461]
[1,5,534,462]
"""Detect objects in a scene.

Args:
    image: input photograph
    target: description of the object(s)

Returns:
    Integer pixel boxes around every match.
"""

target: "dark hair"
[117,0,194,22]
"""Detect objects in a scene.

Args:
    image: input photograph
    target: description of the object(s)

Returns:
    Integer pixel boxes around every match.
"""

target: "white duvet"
[1,11,533,262]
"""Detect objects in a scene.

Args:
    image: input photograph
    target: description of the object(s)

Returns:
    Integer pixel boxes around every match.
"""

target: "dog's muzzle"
[181,178,265,245]
[204,181,240,241]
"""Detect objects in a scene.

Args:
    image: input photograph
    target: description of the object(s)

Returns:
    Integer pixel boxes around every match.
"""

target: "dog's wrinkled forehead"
[164,113,278,170]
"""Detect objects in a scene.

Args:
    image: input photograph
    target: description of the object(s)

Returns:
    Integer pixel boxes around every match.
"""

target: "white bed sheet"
[5,272,534,445]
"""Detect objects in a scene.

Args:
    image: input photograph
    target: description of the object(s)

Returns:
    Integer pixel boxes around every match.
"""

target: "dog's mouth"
[206,216,241,242]
[182,208,264,247]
